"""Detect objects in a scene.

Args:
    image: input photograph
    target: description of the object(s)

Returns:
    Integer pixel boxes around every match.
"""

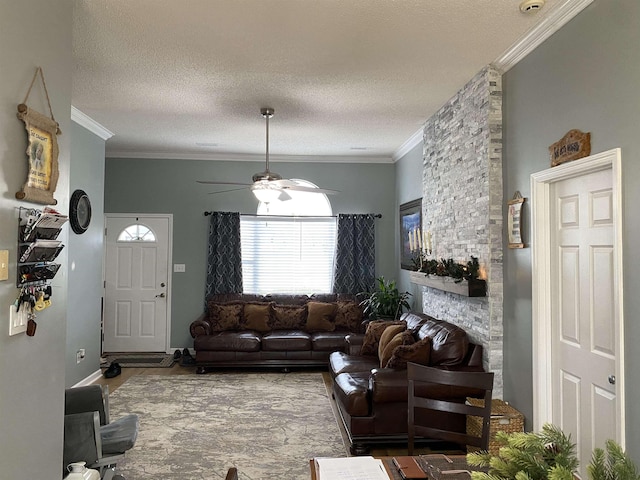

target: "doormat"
[104,353,175,368]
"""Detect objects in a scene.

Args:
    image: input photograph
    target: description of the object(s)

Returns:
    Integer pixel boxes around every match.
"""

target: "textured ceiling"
[72,0,580,161]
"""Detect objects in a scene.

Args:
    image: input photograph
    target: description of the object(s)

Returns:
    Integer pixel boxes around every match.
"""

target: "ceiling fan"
[198,107,339,203]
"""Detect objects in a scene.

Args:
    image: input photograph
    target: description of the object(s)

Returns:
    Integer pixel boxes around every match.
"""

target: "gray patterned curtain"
[332,214,376,294]
[205,212,243,300]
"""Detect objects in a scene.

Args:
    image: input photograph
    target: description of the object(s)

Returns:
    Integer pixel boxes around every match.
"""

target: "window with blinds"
[240,215,337,295]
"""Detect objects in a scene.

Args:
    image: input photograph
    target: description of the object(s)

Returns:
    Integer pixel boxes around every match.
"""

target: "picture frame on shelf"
[400,198,422,270]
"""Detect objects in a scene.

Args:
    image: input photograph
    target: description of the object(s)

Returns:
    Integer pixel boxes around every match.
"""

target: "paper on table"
[315,456,391,480]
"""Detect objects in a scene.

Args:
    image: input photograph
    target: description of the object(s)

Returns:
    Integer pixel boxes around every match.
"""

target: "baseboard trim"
[73,369,103,387]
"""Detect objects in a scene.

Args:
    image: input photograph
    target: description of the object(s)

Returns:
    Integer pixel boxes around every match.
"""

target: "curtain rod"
[203,212,382,219]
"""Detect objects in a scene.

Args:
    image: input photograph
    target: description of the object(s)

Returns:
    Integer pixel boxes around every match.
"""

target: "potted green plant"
[588,440,640,480]
[358,276,412,320]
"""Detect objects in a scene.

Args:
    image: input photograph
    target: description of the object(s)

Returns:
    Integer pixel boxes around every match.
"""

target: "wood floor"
[94,363,436,457]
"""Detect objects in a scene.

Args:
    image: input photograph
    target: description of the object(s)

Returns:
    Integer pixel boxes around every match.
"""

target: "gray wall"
[503,0,640,461]
[66,121,106,386]
[104,158,396,348]
[0,1,73,477]
[394,142,424,311]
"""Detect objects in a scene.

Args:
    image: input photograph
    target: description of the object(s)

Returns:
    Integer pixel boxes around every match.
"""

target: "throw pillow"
[378,326,408,368]
[305,301,338,332]
[377,324,407,360]
[360,320,405,356]
[334,301,364,332]
[242,302,273,332]
[386,336,432,369]
[208,302,243,331]
[271,304,307,330]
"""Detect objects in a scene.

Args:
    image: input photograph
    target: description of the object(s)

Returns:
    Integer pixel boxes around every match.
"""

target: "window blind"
[240,216,337,295]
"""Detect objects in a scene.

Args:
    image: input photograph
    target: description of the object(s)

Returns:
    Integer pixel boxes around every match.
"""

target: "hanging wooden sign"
[549,129,591,167]
[15,67,61,205]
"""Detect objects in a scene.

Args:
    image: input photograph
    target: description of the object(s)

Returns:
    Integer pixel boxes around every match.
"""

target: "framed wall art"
[507,191,525,248]
[399,198,422,269]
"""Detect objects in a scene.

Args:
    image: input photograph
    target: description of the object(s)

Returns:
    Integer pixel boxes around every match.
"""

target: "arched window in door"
[117,224,157,242]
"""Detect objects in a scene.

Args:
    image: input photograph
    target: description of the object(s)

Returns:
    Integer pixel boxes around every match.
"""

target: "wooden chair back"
[407,362,494,455]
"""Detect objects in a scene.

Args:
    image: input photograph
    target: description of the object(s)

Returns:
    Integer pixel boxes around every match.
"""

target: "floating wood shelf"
[409,271,486,297]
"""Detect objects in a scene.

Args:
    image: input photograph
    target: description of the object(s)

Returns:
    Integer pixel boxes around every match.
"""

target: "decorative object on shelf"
[400,198,422,270]
[15,67,61,205]
[507,191,525,249]
[358,276,412,320]
[409,256,486,297]
[69,189,92,234]
[549,128,591,167]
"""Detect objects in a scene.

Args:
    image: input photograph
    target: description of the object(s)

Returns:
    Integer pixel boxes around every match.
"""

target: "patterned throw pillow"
[334,301,364,332]
[208,302,243,331]
[305,301,338,332]
[360,320,406,356]
[386,336,432,369]
[242,302,273,332]
[271,304,307,330]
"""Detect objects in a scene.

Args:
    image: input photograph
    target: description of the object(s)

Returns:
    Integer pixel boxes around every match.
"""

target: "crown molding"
[494,0,594,72]
[392,127,423,162]
[71,106,114,140]
[106,150,394,164]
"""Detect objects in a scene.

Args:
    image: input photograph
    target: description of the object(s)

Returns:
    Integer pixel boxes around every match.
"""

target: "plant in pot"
[358,276,412,320]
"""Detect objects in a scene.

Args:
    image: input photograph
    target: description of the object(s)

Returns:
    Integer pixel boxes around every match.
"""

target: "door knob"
[155,292,165,298]
[160,282,165,287]
[608,375,616,385]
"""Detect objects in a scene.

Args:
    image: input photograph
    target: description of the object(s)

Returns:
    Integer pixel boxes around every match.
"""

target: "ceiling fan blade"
[207,187,251,195]
[197,180,253,186]
[281,185,339,195]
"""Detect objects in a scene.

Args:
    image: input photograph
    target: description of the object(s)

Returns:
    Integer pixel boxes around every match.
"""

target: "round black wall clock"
[69,189,92,234]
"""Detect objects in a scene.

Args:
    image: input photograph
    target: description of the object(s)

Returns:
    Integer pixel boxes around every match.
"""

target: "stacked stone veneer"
[421,66,504,396]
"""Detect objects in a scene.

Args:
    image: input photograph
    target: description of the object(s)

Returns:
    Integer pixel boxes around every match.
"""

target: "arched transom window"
[117,224,157,242]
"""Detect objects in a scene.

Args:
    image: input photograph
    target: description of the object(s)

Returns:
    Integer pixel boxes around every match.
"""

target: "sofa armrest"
[345,333,365,355]
[190,313,212,337]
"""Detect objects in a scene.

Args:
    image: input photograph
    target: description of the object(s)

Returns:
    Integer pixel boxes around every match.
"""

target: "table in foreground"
[310,454,484,480]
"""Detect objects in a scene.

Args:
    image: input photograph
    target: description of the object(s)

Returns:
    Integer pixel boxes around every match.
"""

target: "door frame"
[103,213,173,354]
[530,148,624,445]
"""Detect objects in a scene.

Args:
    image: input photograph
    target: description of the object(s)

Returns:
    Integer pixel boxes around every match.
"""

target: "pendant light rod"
[261,107,274,173]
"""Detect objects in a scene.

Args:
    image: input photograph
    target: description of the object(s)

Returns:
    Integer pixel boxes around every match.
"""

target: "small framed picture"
[399,198,422,269]
[507,192,525,248]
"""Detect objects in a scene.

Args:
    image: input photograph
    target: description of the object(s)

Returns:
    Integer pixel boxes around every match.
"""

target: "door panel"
[104,216,170,352]
[552,168,617,475]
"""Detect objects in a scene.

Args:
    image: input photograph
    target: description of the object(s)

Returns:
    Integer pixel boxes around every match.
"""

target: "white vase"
[65,462,100,480]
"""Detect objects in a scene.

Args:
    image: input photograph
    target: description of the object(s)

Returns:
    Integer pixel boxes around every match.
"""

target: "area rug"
[104,353,175,368]
[108,373,348,479]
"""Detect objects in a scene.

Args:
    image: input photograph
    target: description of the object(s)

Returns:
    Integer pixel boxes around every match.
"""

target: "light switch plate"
[0,250,8,281]
[173,263,186,272]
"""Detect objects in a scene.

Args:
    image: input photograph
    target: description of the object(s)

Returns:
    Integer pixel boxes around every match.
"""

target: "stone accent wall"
[420,66,504,396]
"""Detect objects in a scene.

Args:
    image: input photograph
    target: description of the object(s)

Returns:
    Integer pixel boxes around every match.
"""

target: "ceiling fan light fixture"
[251,184,281,203]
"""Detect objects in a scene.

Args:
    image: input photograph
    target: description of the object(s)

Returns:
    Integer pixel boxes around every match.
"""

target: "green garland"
[411,255,481,283]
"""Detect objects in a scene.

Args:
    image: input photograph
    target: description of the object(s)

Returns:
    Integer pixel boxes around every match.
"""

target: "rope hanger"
[20,66,60,134]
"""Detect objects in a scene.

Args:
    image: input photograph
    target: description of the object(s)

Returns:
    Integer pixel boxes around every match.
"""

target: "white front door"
[103,214,172,352]
[531,149,624,478]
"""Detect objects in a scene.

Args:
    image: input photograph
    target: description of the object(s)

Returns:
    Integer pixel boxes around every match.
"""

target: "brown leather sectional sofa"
[329,311,485,454]
[190,293,366,373]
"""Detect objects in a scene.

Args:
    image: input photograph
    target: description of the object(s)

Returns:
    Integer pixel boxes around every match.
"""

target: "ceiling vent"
[519,0,545,13]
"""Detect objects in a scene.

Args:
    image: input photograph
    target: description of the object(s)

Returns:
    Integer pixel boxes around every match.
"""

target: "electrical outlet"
[76,349,86,363]
[0,250,8,281]
[174,263,186,272]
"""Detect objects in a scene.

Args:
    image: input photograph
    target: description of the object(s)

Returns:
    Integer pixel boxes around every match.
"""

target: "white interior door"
[531,149,624,479]
[103,215,172,353]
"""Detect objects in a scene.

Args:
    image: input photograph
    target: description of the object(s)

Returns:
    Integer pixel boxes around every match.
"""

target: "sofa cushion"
[305,301,338,332]
[272,304,307,329]
[416,319,469,365]
[194,331,261,352]
[360,320,405,356]
[242,302,273,332]
[262,330,311,351]
[208,302,243,331]
[311,332,349,352]
[386,336,431,369]
[329,351,379,378]
[334,301,364,332]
